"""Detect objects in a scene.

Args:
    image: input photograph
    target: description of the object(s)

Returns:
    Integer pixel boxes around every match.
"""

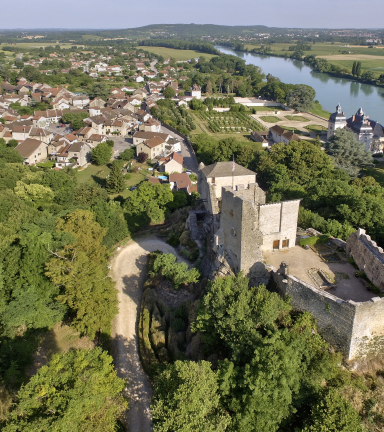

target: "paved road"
[149,59,158,75]
[111,236,186,432]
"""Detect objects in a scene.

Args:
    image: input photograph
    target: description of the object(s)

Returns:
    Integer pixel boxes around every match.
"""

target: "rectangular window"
[212,177,215,184]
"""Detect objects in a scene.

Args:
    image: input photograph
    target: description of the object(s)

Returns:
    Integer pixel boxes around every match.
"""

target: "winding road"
[111,236,183,432]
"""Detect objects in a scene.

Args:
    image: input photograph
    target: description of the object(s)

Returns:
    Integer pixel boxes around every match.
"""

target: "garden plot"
[198,111,265,133]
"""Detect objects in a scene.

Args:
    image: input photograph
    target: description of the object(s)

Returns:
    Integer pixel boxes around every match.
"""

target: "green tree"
[355,61,362,78]
[152,360,230,432]
[61,112,89,131]
[4,348,127,432]
[91,142,113,165]
[286,84,316,112]
[119,148,135,161]
[106,161,125,194]
[45,248,118,339]
[325,129,373,176]
[152,253,200,288]
[89,82,110,100]
[163,86,176,98]
[302,389,363,432]
[124,181,173,230]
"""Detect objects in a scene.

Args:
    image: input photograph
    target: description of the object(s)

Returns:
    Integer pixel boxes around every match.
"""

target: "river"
[216,46,384,124]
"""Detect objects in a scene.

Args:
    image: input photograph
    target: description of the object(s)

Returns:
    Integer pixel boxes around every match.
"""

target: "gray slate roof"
[201,162,256,178]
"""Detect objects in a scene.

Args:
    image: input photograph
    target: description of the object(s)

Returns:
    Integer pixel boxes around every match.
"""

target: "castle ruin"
[198,161,300,274]
[197,162,384,361]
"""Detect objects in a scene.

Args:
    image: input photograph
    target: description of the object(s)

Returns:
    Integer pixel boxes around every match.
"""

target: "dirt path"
[111,236,183,432]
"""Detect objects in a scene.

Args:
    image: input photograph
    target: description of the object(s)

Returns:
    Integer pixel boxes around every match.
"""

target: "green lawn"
[363,164,384,187]
[253,106,282,113]
[142,46,217,61]
[285,115,310,122]
[76,162,153,193]
[304,124,327,134]
[308,102,331,120]
[259,116,281,123]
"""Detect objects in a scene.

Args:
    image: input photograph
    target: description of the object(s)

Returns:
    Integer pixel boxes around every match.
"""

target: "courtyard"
[264,245,375,303]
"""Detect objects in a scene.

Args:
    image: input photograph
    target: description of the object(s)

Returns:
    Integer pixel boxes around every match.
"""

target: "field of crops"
[198,111,265,134]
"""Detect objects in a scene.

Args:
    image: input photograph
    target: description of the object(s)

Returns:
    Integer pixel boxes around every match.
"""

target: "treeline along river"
[216,46,384,124]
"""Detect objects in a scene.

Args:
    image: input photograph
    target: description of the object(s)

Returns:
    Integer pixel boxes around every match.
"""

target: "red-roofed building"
[158,152,183,173]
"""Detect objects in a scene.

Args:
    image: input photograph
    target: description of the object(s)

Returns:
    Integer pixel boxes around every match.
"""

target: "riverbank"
[215,46,384,124]
[224,47,383,89]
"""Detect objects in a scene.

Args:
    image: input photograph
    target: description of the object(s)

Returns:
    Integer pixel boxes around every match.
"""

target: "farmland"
[244,42,384,74]
[141,46,218,61]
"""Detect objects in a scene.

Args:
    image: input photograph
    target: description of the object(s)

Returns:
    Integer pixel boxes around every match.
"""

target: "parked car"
[130,187,137,191]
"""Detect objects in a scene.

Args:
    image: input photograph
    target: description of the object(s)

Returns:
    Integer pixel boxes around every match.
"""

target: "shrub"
[153,253,200,289]
[137,152,148,163]
[124,173,131,180]
[167,232,180,248]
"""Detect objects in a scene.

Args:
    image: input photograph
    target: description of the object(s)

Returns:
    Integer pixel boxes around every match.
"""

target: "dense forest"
[0,138,192,428]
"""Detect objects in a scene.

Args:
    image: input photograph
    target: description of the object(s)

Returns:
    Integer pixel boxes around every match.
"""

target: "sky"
[2,0,384,30]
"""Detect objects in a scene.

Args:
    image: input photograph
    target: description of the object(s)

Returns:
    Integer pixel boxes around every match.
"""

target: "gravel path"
[111,236,183,432]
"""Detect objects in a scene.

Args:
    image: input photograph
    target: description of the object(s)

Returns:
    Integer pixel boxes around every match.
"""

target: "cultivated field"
[190,111,265,148]
[141,46,217,61]
[244,42,384,74]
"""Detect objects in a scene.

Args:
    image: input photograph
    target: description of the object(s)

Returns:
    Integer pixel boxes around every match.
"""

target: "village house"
[132,131,171,145]
[67,141,92,167]
[250,130,269,147]
[169,173,194,194]
[158,151,183,173]
[136,136,168,160]
[139,117,161,133]
[15,138,48,164]
[270,125,301,144]
[72,95,90,108]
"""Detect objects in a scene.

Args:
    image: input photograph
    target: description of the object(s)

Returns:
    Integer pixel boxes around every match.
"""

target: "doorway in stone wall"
[273,240,280,250]
[282,239,289,248]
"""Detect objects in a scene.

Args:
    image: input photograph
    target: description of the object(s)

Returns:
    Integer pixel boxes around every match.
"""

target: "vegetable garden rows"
[198,111,265,134]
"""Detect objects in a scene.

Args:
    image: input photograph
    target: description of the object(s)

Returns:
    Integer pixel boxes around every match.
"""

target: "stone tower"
[327,103,347,140]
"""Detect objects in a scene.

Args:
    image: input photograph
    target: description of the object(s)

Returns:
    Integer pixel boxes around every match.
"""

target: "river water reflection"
[215,46,384,124]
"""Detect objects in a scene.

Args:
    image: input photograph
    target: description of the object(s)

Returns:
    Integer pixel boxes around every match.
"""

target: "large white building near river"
[327,104,384,153]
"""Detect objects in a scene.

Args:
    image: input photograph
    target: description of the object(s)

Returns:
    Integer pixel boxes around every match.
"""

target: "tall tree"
[4,348,127,432]
[107,161,125,194]
[152,360,230,432]
[325,128,373,177]
[91,142,113,165]
[286,84,316,112]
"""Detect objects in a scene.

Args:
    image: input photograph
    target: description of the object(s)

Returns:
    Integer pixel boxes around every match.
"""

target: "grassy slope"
[308,102,331,119]
[141,46,217,61]
[363,163,384,187]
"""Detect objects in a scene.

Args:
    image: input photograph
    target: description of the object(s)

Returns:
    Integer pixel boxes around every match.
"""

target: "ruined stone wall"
[350,298,384,358]
[346,229,384,292]
[259,200,300,251]
[272,263,384,360]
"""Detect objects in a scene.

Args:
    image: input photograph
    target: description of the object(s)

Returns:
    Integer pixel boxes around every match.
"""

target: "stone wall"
[271,263,384,359]
[346,229,384,292]
[259,200,300,251]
